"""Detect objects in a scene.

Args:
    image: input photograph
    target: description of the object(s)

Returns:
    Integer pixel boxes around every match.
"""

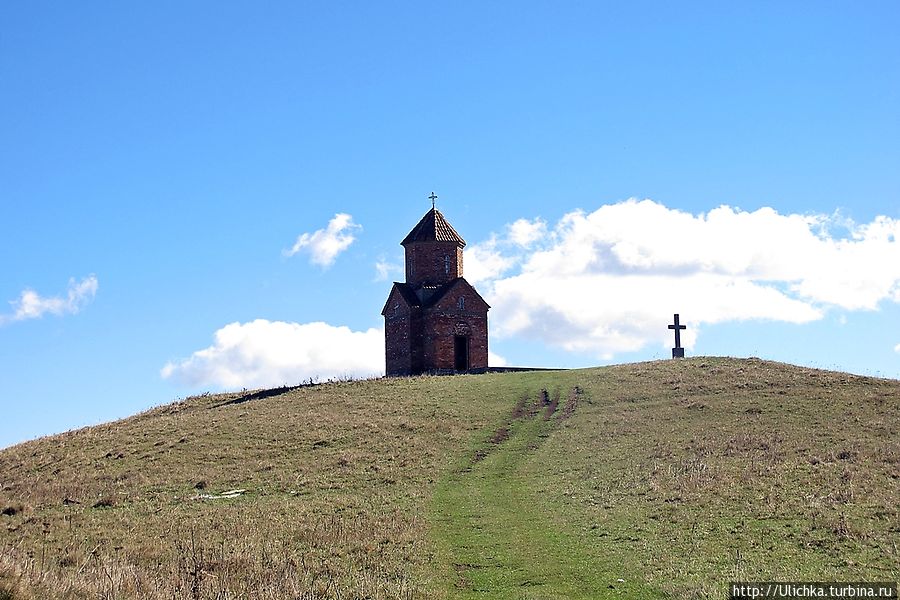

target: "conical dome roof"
[400,208,466,246]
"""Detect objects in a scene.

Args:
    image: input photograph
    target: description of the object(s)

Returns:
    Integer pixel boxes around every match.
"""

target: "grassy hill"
[1,357,898,599]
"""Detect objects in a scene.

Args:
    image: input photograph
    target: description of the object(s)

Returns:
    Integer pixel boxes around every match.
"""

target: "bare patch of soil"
[561,386,581,419]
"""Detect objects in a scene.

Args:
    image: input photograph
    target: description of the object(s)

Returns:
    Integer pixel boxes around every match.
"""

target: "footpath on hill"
[427,385,665,600]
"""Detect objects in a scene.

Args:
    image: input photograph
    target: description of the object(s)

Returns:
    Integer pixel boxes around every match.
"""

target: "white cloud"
[465,219,549,286]
[507,218,547,247]
[465,236,516,285]
[488,351,508,367]
[894,343,900,354]
[1,275,98,325]
[374,258,402,282]
[284,213,360,268]
[161,319,383,389]
[473,199,900,358]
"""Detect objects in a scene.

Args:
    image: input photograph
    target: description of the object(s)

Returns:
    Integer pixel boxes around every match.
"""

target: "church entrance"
[453,335,469,371]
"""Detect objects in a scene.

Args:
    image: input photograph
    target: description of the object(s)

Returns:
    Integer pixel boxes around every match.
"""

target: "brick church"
[381,204,489,375]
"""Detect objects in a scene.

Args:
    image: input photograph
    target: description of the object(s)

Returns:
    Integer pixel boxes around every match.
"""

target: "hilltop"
[0,358,898,599]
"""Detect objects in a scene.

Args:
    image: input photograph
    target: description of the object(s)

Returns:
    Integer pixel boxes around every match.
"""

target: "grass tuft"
[0,505,25,517]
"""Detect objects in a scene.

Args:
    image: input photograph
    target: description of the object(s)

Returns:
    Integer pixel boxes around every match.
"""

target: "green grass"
[430,386,663,599]
[0,358,898,599]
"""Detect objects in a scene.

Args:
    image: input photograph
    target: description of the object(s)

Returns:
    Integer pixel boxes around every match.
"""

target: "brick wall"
[384,311,412,375]
[404,242,464,287]
[421,283,488,371]
[384,296,488,375]
[421,312,488,371]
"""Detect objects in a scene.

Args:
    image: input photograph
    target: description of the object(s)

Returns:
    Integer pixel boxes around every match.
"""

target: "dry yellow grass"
[0,373,522,599]
[0,358,898,599]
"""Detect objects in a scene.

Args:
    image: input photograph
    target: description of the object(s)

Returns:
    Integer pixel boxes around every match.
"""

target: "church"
[381,203,490,376]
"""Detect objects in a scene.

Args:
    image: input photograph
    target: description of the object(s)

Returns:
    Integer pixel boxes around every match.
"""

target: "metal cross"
[668,313,686,358]
[428,191,438,209]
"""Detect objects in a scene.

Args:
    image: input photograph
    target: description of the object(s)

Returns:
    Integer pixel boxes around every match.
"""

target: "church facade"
[381,207,489,375]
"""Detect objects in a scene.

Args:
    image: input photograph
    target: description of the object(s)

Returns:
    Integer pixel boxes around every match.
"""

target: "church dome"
[400,208,466,246]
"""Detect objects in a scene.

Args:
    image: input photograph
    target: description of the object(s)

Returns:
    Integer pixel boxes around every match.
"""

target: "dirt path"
[429,388,642,599]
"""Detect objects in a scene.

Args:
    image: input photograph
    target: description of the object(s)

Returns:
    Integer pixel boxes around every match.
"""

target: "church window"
[458,297,465,310]
[444,255,450,274]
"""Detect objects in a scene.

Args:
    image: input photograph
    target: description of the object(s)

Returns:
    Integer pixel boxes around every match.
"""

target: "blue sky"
[2,2,898,448]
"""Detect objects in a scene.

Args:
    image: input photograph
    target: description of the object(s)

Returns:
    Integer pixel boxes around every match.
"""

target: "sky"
[2,2,899,448]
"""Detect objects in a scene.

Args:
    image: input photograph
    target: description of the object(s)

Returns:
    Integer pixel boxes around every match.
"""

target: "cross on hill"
[669,313,686,359]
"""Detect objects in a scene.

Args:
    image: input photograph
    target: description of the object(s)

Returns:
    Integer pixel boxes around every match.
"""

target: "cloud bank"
[466,199,900,357]
[284,213,360,268]
[161,319,384,389]
[1,275,98,325]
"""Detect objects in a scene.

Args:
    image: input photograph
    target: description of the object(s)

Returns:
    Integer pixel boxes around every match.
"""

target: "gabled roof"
[381,278,490,315]
[381,283,419,315]
[427,277,490,310]
[401,208,466,247]
[394,283,422,307]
